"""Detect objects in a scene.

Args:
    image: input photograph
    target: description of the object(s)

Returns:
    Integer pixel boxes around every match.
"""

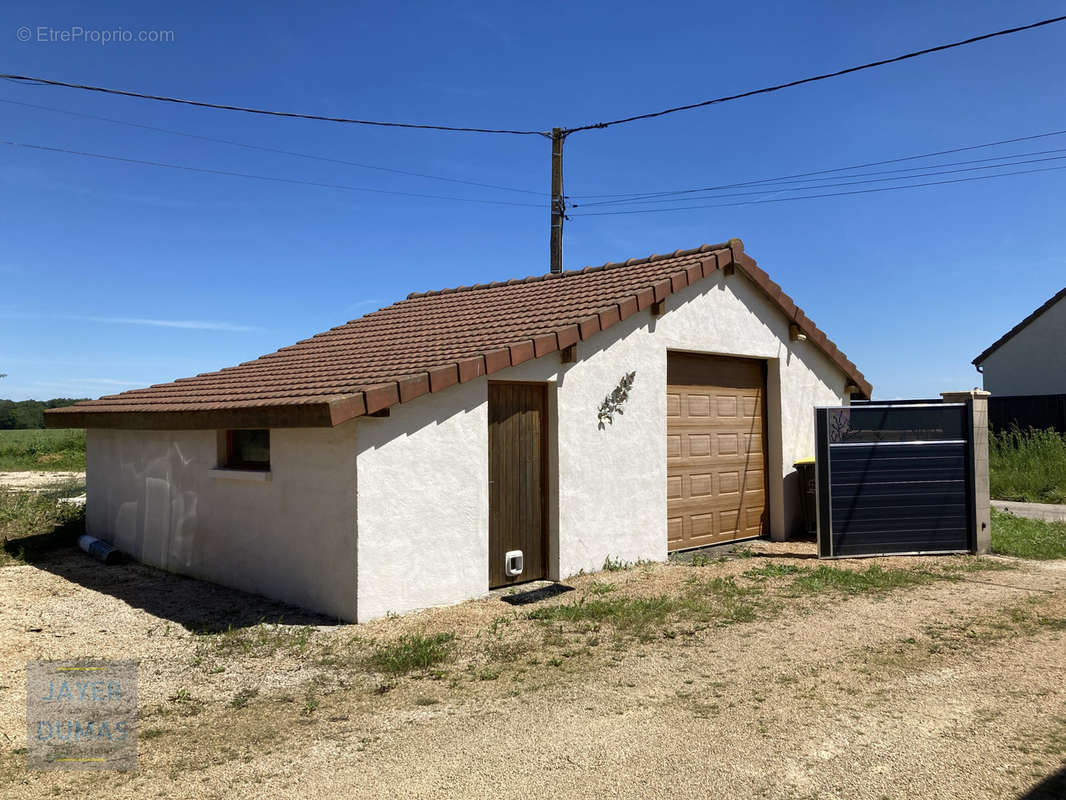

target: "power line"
[4,16,1064,141]
[568,127,1066,203]
[0,75,548,136]
[0,97,544,195]
[0,139,544,207]
[569,162,1066,216]
[563,15,1066,133]
[574,148,1066,208]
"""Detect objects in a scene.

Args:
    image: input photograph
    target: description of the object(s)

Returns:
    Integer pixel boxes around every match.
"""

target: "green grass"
[529,577,766,640]
[742,563,806,580]
[990,428,1066,504]
[0,490,84,566]
[0,428,86,471]
[784,564,939,595]
[198,623,315,658]
[364,632,456,674]
[991,508,1066,559]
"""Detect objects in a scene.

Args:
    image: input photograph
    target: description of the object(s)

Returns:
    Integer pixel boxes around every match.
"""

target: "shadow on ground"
[669,538,819,563]
[1019,763,1066,799]
[9,534,338,632]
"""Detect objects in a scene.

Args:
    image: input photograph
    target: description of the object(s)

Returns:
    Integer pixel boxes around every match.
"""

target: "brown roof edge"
[732,250,872,399]
[972,285,1066,365]
[48,237,871,429]
[44,401,341,430]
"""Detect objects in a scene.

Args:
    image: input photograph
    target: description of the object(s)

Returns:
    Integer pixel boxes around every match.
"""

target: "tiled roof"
[46,239,871,429]
[973,286,1066,365]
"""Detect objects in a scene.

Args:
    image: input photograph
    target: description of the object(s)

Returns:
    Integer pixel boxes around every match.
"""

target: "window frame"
[219,429,271,471]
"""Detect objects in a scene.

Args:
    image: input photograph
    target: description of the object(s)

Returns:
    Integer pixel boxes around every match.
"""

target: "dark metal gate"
[815,402,976,558]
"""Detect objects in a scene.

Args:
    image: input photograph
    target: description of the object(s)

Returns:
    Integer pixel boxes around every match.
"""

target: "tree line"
[0,399,87,429]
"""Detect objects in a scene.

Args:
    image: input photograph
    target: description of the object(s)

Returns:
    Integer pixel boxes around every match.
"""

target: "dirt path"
[0,472,85,492]
[1,545,1065,799]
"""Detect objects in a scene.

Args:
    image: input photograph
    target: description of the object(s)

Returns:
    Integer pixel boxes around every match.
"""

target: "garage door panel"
[667,434,682,459]
[667,353,768,551]
[666,475,683,500]
[666,393,681,417]
[687,434,712,457]
[689,473,713,496]
[667,516,684,545]
[716,432,739,455]
[686,394,711,417]
[716,396,738,417]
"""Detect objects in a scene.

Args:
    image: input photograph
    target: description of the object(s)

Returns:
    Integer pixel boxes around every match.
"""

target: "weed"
[990,427,1066,504]
[529,595,676,640]
[585,581,617,595]
[141,728,166,740]
[228,688,258,709]
[0,491,84,566]
[199,623,314,661]
[414,696,439,706]
[938,556,1015,573]
[785,565,938,596]
[991,509,1066,560]
[601,555,654,572]
[482,639,532,663]
[742,562,806,580]
[364,632,456,675]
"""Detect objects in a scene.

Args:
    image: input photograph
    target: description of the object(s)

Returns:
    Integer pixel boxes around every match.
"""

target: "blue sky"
[2,1,1064,401]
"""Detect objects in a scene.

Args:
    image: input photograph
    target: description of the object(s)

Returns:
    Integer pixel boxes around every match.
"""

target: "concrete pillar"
[941,389,991,554]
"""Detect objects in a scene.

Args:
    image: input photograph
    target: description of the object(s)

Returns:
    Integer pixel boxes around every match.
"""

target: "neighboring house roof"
[973,286,1066,366]
[46,238,871,429]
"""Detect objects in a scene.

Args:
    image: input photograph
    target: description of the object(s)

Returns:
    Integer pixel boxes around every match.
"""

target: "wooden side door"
[488,382,548,588]
[667,353,768,550]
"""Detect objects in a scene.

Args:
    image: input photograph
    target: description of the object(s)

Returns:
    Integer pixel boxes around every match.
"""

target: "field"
[990,428,1066,504]
[991,507,1066,559]
[0,485,1065,798]
[0,428,86,471]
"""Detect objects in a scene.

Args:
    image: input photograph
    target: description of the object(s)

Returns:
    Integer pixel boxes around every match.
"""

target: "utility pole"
[550,127,566,273]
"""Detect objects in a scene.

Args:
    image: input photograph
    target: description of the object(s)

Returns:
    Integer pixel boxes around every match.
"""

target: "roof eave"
[972,286,1066,366]
[48,238,872,427]
[44,396,366,430]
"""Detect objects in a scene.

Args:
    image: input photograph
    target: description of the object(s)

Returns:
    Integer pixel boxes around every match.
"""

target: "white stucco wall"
[85,425,358,620]
[980,294,1066,395]
[353,270,849,620]
[354,381,488,622]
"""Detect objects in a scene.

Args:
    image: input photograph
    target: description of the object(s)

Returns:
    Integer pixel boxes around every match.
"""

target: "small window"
[222,429,270,471]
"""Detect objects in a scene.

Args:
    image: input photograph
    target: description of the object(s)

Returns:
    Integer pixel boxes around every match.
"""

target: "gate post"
[941,389,991,554]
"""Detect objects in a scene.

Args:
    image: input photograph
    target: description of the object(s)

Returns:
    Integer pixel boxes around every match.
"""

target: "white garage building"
[47,239,870,622]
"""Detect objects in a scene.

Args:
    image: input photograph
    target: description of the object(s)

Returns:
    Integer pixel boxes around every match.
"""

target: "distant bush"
[0,398,87,430]
[989,427,1066,504]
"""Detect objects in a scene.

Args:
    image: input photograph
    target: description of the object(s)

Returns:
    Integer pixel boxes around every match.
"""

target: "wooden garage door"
[667,353,768,550]
[488,382,548,588]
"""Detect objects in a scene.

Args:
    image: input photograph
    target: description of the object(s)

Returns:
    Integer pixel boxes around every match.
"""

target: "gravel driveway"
[0,471,85,492]
[1,542,1064,799]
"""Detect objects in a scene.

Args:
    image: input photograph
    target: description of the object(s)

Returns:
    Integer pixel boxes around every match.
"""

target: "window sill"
[208,468,272,482]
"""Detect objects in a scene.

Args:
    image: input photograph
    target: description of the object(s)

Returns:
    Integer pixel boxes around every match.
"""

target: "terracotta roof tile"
[46,239,871,429]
